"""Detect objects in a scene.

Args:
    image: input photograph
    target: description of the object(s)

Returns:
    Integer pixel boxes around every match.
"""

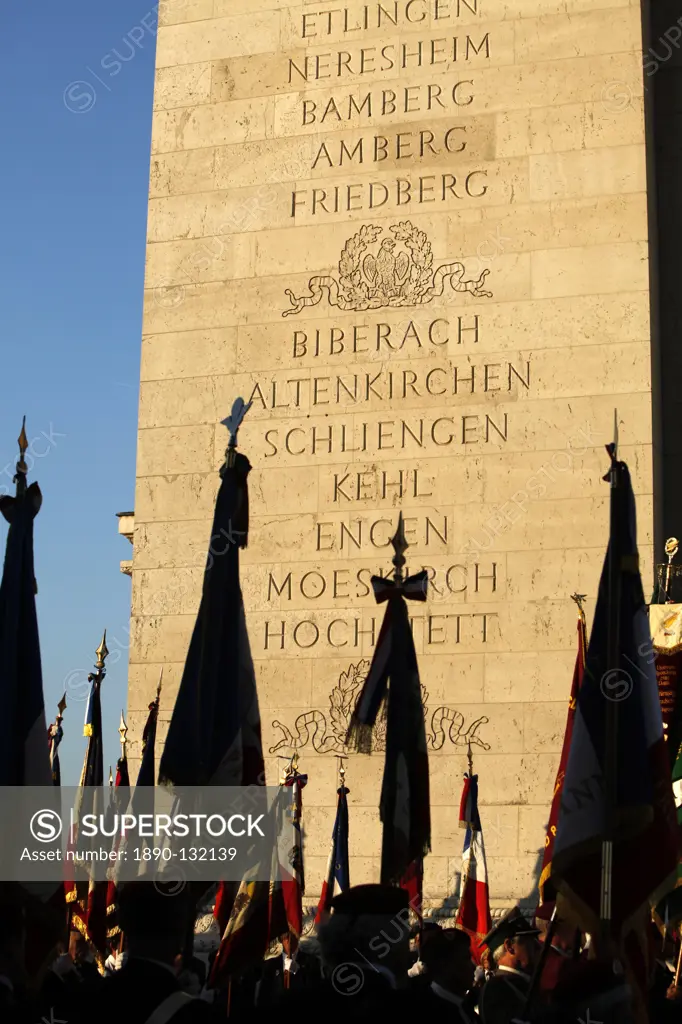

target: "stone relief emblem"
[269,660,490,755]
[282,221,493,317]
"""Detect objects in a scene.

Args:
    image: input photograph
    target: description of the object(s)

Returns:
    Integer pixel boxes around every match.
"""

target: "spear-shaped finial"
[156,667,164,703]
[337,755,347,787]
[109,766,113,788]
[95,630,109,670]
[56,692,67,721]
[14,416,29,495]
[119,711,128,759]
[17,416,28,467]
[467,741,473,776]
[391,513,408,583]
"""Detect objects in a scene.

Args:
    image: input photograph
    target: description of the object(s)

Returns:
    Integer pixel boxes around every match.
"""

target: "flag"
[315,784,350,924]
[48,697,66,788]
[280,768,307,960]
[0,425,51,787]
[649,604,682,764]
[399,859,423,920]
[455,770,491,960]
[0,429,64,981]
[209,878,288,984]
[210,769,308,986]
[654,733,682,926]
[159,441,263,790]
[550,453,678,943]
[47,722,63,786]
[209,795,289,986]
[538,611,587,906]
[158,406,266,955]
[105,749,131,941]
[346,516,430,885]
[136,690,160,788]
[66,639,109,972]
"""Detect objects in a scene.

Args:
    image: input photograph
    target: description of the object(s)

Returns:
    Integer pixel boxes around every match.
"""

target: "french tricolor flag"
[455,770,492,960]
[315,784,350,924]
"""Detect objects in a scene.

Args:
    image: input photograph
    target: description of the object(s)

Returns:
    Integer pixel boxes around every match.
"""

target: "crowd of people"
[2,881,682,1024]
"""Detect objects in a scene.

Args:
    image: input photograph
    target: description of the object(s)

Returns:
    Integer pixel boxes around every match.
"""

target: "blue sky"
[0,1,158,783]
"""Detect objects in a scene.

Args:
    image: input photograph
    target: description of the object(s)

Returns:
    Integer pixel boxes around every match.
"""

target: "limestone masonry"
[130,0,653,911]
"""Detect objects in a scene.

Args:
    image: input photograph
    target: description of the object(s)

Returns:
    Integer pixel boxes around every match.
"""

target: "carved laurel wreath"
[269,661,490,756]
[391,220,433,302]
[338,224,381,306]
[337,222,435,307]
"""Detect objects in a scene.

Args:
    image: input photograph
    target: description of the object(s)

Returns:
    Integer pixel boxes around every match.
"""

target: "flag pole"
[118,712,128,764]
[117,712,128,955]
[601,411,621,946]
[282,753,294,991]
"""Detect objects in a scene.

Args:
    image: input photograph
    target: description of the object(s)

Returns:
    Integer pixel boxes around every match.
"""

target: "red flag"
[280,769,307,956]
[455,771,491,961]
[104,753,131,943]
[399,860,423,921]
[538,612,586,906]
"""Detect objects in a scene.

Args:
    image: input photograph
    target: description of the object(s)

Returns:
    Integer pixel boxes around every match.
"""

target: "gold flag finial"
[662,538,680,600]
[109,766,113,787]
[571,593,587,625]
[666,538,679,564]
[57,693,67,719]
[95,630,109,670]
[156,667,164,702]
[337,755,347,786]
[391,513,408,582]
[18,416,28,463]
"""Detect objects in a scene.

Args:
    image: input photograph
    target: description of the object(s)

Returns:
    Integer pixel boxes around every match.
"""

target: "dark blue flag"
[159,445,264,789]
[0,437,50,786]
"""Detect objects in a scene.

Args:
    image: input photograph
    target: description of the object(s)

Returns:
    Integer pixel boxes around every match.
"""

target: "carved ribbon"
[371,569,429,604]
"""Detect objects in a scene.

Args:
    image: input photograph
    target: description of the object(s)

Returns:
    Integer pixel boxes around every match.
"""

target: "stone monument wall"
[129,0,653,910]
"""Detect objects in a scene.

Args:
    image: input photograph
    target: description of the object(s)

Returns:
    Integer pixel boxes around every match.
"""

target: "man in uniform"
[70,881,214,1024]
[418,926,478,1021]
[479,908,540,1024]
